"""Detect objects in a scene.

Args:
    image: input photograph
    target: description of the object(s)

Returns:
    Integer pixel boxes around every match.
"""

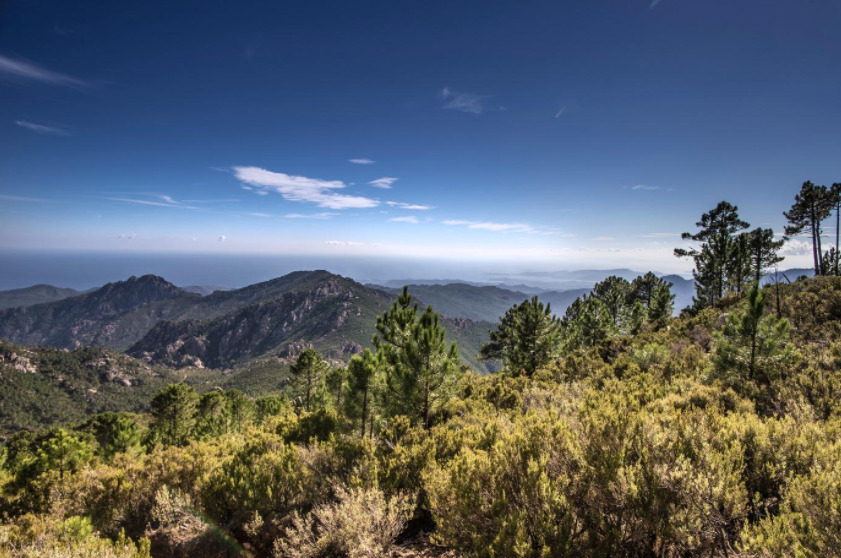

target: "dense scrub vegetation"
[1,272,840,557]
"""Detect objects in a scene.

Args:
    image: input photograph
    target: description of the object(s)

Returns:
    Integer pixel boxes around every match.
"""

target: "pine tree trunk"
[423,378,430,429]
[835,202,841,276]
[306,374,311,412]
[811,216,820,276]
[360,385,368,438]
[810,202,823,275]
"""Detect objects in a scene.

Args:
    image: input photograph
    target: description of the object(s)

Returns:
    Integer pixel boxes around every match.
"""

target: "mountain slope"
[128,273,389,368]
[0,275,195,349]
[0,338,207,434]
[127,273,493,371]
[0,284,82,310]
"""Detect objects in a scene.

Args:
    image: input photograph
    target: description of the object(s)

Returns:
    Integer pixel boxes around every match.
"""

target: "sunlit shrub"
[273,485,415,558]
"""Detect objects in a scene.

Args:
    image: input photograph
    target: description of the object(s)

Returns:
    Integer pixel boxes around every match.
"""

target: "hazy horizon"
[1,250,706,291]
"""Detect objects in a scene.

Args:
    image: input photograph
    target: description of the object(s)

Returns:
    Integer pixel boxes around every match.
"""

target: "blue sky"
[1,0,840,275]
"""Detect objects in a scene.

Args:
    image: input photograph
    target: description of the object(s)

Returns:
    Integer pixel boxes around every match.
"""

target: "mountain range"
[0,271,493,371]
[0,269,710,366]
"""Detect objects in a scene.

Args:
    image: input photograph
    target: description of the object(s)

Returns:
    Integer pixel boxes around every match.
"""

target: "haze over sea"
[1,250,648,291]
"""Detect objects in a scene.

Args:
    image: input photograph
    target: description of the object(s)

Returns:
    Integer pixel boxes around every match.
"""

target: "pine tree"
[726,232,752,294]
[374,288,461,429]
[830,183,841,276]
[149,383,198,446]
[344,349,380,437]
[35,429,94,479]
[80,412,143,460]
[479,296,561,377]
[747,227,784,284]
[325,366,348,414]
[591,276,631,329]
[629,272,675,323]
[821,248,840,276]
[648,282,675,325]
[289,348,329,412]
[196,391,228,438]
[675,201,749,307]
[712,283,794,386]
[628,272,662,310]
[784,181,832,276]
[561,296,612,351]
[225,389,256,432]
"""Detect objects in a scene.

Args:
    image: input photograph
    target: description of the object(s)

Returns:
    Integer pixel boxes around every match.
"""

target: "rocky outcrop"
[0,347,36,374]
[128,279,368,368]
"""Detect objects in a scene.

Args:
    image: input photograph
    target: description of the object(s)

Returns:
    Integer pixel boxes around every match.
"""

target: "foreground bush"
[274,485,415,558]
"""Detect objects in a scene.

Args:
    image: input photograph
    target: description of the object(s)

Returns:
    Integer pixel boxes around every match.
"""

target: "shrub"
[273,485,415,558]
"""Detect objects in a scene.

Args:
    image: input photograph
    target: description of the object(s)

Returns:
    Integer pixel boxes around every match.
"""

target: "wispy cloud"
[554,106,566,119]
[325,240,365,246]
[106,195,199,210]
[0,54,90,88]
[15,120,69,136]
[284,212,338,219]
[389,216,419,224]
[233,166,380,210]
[369,177,398,189]
[0,194,52,203]
[440,86,500,115]
[444,220,536,233]
[640,232,680,238]
[593,236,615,242]
[249,212,272,217]
[349,158,375,165]
[182,198,240,204]
[386,201,433,210]
[117,233,137,239]
[631,184,672,192]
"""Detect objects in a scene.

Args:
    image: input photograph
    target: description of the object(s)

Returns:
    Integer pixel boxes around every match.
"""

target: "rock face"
[128,278,367,368]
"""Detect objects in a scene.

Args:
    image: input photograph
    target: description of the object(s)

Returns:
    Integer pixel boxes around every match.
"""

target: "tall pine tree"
[747,228,784,284]
[784,181,832,276]
[675,201,749,308]
[343,349,380,437]
[289,348,329,412]
[374,288,461,429]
